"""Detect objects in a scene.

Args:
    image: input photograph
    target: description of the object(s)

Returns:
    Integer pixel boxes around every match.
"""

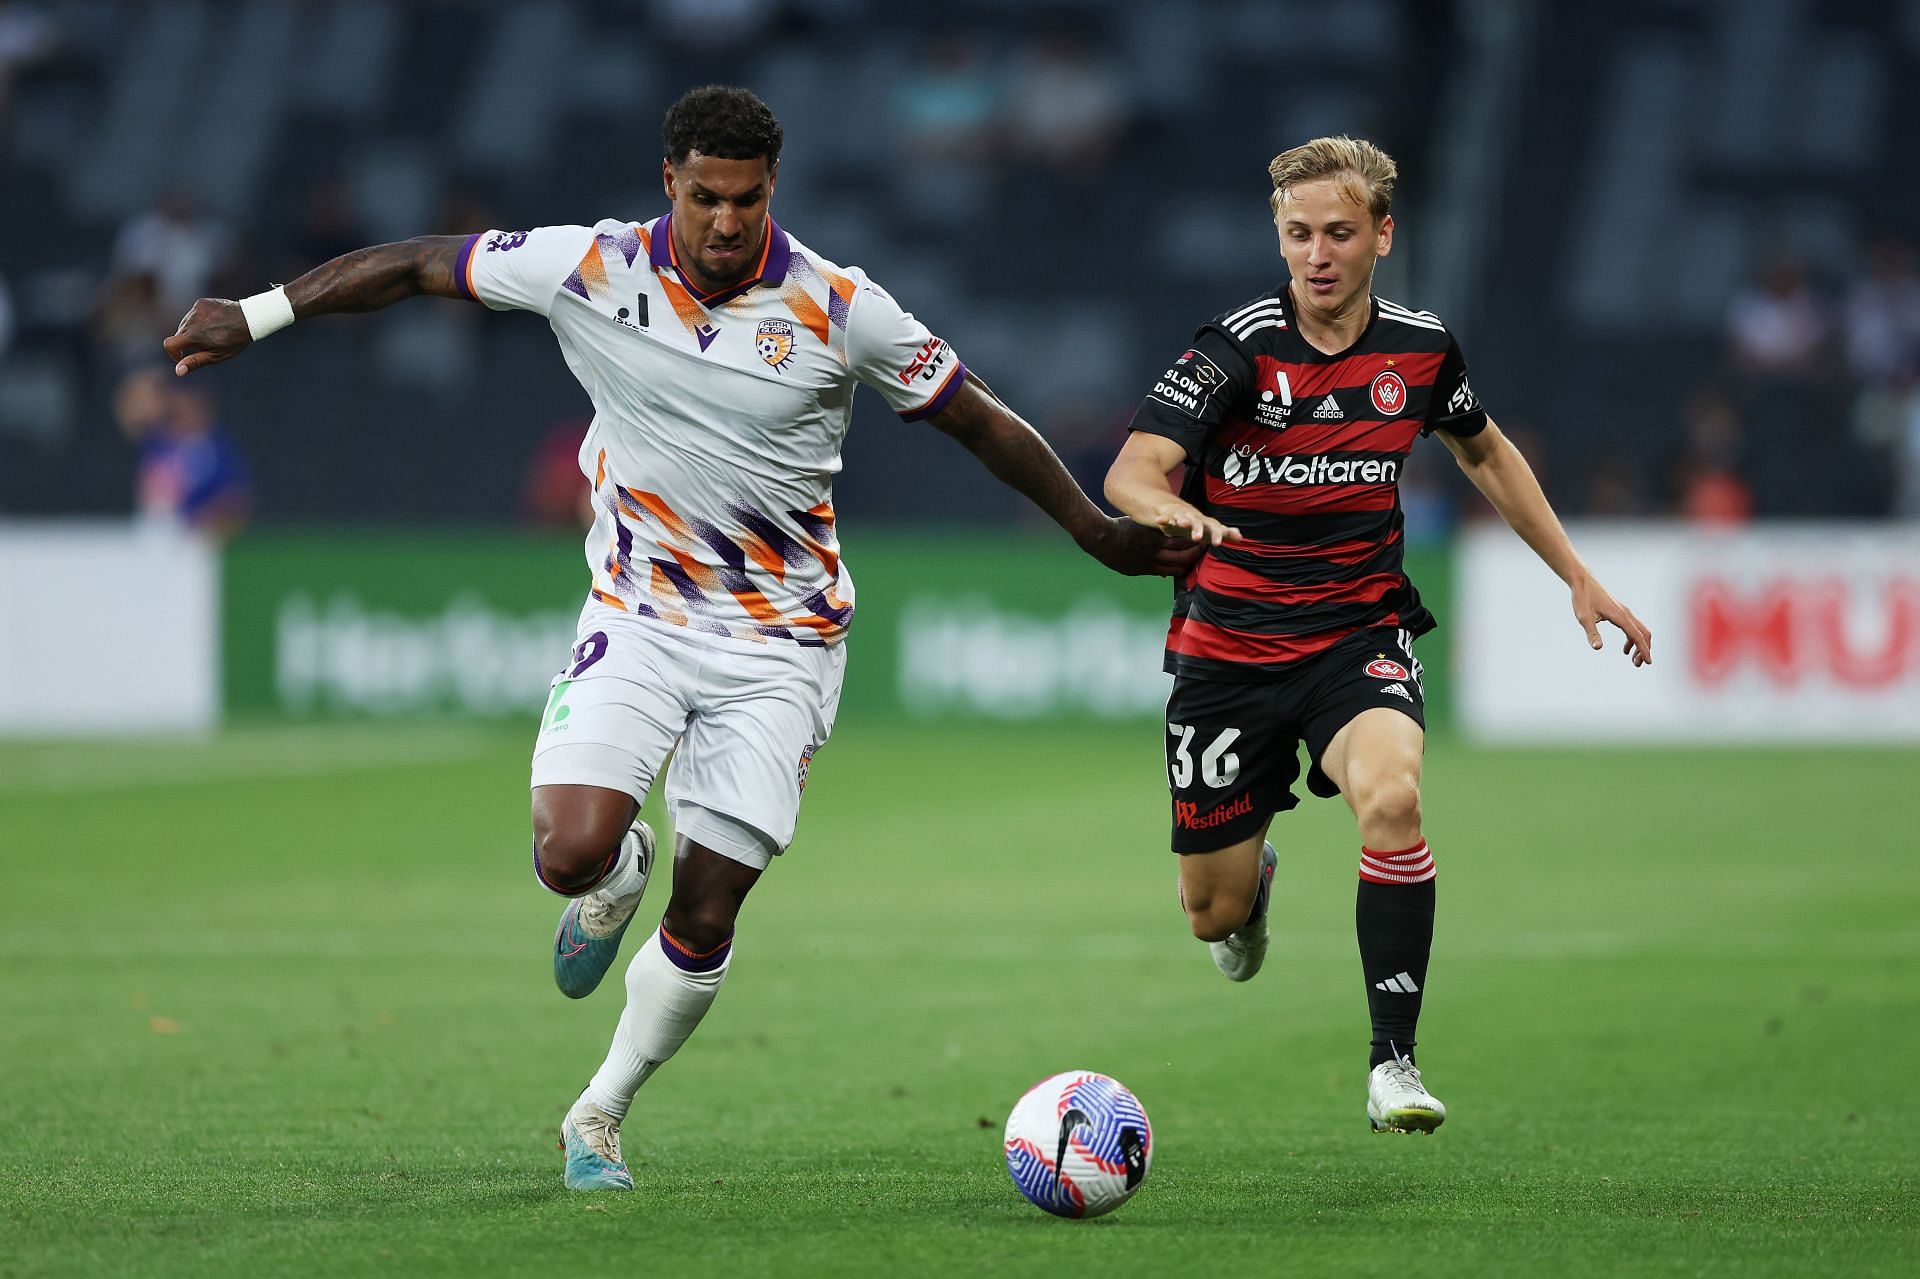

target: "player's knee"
[1355,773,1422,843]
[531,825,622,895]
[1182,888,1248,943]
[1189,911,1239,944]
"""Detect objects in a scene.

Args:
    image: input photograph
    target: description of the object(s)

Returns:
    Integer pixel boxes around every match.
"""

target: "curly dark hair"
[661,85,783,167]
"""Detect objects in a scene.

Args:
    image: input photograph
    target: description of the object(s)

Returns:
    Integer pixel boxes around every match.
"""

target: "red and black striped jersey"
[1129,287,1488,681]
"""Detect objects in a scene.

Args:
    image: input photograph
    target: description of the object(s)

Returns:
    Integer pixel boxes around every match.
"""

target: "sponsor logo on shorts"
[569,632,609,677]
[1370,370,1407,417]
[541,680,574,732]
[797,743,817,793]
[1174,791,1254,831]
[1366,657,1410,680]
[1379,681,1413,702]
[755,318,795,373]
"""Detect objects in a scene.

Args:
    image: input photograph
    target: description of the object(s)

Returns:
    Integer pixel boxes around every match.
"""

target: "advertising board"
[1456,523,1920,742]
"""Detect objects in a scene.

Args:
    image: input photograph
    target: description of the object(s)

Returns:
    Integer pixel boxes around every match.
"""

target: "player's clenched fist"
[164,299,251,377]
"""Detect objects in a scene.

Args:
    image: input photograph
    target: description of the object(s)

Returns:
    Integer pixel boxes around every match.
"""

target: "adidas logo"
[1312,394,1343,421]
[1380,681,1412,702]
[1374,971,1420,994]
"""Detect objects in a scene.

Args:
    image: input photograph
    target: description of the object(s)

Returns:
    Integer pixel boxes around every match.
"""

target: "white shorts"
[529,606,847,870]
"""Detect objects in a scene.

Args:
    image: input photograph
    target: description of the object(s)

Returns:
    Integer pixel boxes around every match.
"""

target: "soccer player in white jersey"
[165,86,1192,1190]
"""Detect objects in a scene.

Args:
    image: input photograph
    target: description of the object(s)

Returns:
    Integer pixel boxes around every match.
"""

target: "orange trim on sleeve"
[913,361,965,416]
[591,587,627,610]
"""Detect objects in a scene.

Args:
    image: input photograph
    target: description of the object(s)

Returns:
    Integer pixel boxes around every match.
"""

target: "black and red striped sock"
[1356,842,1436,1069]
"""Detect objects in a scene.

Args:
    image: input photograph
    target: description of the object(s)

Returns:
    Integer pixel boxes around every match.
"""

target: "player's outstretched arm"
[1439,417,1653,666]
[927,378,1201,577]
[1104,431,1242,547]
[164,236,471,377]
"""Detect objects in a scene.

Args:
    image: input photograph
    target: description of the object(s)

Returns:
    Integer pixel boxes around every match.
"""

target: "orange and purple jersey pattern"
[588,450,851,646]
[461,214,970,649]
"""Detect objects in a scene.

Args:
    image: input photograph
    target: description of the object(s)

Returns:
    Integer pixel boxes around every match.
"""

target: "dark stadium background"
[2,5,1916,1277]
[1,0,1914,527]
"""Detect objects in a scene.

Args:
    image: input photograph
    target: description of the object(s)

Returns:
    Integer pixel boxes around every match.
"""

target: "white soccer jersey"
[458,215,967,647]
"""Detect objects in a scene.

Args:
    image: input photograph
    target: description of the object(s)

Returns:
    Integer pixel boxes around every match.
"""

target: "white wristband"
[239,286,296,341]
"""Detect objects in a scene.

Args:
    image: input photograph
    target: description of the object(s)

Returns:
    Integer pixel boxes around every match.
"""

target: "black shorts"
[1164,627,1427,853]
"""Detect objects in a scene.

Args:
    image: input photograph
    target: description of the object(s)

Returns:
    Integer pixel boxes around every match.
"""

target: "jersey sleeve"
[1424,333,1488,438]
[456,226,597,317]
[844,275,970,420]
[1126,325,1257,463]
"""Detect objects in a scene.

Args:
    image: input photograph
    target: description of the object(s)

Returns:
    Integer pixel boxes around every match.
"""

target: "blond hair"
[1268,136,1397,223]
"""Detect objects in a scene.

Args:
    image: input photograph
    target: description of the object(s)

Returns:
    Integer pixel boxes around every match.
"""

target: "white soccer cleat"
[1367,1055,1446,1134]
[1209,842,1278,983]
[577,880,641,939]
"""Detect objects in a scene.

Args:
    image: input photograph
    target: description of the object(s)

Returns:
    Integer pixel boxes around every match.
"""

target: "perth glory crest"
[755,318,796,372]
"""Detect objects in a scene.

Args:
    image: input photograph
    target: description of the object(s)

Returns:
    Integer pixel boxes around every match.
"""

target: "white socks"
[581,928,731,1121]
[596,826,649,902]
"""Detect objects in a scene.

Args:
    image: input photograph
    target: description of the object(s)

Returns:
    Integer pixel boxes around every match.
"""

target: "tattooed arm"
[163,236,470,376]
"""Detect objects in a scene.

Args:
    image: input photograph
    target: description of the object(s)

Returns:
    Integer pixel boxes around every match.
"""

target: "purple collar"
[649,213,792,303]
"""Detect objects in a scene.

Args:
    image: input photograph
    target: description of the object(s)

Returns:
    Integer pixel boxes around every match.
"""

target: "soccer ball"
[1002,1071,1153,1218]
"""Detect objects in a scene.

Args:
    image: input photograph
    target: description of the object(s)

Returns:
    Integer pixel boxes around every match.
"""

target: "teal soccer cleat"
[560,1099,635,1191]
[554,820,655,999]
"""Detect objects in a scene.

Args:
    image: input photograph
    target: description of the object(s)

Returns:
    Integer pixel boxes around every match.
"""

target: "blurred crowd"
[113,362,250,536]
[1427,239,1920,536]
[1701,242,1920,520]
[0,0,1911,534]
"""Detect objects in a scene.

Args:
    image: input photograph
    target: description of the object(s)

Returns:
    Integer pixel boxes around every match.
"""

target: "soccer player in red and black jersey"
[1105,136,1653,1134]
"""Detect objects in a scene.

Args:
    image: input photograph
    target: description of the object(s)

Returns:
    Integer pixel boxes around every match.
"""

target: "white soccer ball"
[1002,1070,1153,1218]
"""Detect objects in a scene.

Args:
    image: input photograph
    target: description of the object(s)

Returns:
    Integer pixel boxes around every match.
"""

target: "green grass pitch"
[1,720,1914,1276]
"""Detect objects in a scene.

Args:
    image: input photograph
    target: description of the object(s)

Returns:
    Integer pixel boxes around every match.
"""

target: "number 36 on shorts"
[1167,723,1242,789]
